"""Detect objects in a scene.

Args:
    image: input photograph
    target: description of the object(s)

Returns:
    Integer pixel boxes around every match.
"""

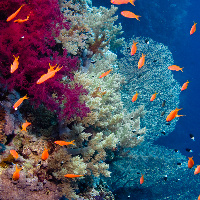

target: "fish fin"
[71,140,75,145]
[48,63,57,72]
[129,0,135,6]
[55,65,63,72]
[176,115,186,117]
[136,15,141,21]
[23,94,29,99]
[181,67,184,72]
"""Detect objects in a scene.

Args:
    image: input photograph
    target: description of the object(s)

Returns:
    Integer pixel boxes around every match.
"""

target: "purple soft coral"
[0,0,90,119]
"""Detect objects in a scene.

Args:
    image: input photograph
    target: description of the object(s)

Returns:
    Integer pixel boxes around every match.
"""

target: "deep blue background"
[93,0,200,163]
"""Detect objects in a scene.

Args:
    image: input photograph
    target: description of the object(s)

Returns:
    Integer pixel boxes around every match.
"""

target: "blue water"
[92,1,200,199]
[93,0,200,163]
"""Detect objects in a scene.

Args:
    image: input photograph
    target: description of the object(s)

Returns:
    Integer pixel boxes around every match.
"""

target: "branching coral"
[57,0,91,55]
[84,5,124,52]
[58,2,124,56]
[67,50,146,148]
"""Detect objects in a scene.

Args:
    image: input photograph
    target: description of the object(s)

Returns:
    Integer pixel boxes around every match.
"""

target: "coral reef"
[0,0,189,200]
[65,50,146,148]
[107,143,200,200]
[119,36,181,140]
[0,0,90,120]
[58,0,91,55]
[58,2,124,56]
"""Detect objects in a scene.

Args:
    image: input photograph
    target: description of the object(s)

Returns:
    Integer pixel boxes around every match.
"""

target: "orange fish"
[198,195,200,200]
[190,22,197,35]
[138,53,146,69]
[36,63,63,84]
[13,165,22,181]
[111,0,136,6]
[41,147,49,161]
[7,4,25,22]
[188,157,194,169]
[168,65,183,72]
[181,80,189,91]
[194,165,200,175]
[10,150,19,159]
[10,55,19,73]
[132,91,139,102]
[140,174,144,184]
[166,108,185,122]
[64,174,84,178]
[99,69,112,78]
[13,94,29,110]
[121,11,141,21]
[21,120,31,132]
[150,92,157,102]
[131,41,137,56]
[14,15,30,23]
[54,140,75,146]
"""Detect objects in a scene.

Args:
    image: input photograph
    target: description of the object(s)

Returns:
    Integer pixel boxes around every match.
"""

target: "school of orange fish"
[5,0,199,198]
[108,0,199,199]
[6,3,84,182]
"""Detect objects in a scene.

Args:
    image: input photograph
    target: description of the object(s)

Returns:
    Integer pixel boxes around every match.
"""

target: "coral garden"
[0,0,196,200]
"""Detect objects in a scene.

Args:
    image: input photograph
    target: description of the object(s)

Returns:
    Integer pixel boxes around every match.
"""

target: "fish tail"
[13,55,19,60]
[56,65,63,72]
[21,4,26,8]
[181,67,184,72]
[23,94,29,99]
[136,15,141,21]
[71,140,75,145]
[177,114,186,117]
[129,0,135,6]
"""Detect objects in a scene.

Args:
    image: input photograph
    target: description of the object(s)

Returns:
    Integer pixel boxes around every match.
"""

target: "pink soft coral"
[0,0,90,119]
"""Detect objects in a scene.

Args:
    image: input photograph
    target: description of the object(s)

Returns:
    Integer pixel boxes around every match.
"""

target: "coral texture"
[70,50,146,148]
[107,143,200,200]
[58,2,124,56]
[119,37,181,140]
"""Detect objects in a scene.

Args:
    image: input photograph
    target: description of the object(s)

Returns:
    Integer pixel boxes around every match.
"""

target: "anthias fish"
[21,120,31,132]
[41,147,49,161]
[64,174,84,178]
[131,41,137,56]
[181,80,189,91]
[140,174,144,184]
[10,150,19,159]
[190,22,197,35]
[37,63,63,84]
[54,140,75,146]
[150,92,157,101]
[168,65,183,72]
[188,157,194,169]
[138,53,146,69]
[10,55,19,73]
[166,108,185,122]
[13,94,29,110]
[132,91,139,102]
[99,69,112,78]
[121,11,141,21]
[7,4,25,22]
[111,0,136,6]
[13,165,22,181]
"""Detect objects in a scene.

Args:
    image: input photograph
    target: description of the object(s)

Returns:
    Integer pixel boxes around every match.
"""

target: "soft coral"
[0,0,90,120]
